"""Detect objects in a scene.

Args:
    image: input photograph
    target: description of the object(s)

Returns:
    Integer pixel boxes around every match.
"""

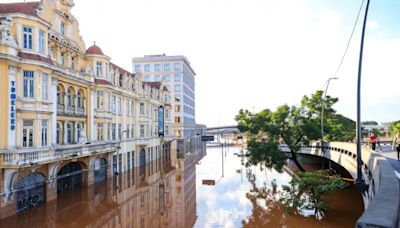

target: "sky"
[6,0,400,127]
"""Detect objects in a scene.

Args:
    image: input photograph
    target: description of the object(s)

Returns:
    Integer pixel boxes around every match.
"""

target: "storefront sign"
[158,106,164,137]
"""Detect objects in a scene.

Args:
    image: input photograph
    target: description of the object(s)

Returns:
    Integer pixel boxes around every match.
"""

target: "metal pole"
[356,0,370,192]
[321,77,338,153]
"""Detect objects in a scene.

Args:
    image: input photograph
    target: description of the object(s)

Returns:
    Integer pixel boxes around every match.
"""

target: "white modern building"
[132,54,196,138]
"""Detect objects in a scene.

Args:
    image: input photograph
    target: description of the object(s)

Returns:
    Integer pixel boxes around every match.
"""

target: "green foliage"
[388,120,400,136]
[362,120,378,125]
[235,90,355,171]
[280,170,349,219]
[245,138,286,171]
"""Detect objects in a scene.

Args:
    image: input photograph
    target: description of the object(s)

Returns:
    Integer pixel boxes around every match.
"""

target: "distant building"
[132,54,196,138]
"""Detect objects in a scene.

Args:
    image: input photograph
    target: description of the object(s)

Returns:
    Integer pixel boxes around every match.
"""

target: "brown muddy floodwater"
[0,146,363,228]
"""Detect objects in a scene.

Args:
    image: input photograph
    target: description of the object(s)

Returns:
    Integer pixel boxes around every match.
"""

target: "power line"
[332,0,366,77]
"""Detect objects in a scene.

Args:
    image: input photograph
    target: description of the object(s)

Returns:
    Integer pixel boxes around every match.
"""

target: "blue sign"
[10,80,16,131]
[158,106,164,137]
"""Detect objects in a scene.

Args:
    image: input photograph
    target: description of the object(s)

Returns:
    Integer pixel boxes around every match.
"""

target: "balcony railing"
[0,142,119,167]
[57,105,65,115]
[76,107,85,116]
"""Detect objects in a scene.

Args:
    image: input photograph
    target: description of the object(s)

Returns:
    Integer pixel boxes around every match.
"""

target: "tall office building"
[132,54,196,138]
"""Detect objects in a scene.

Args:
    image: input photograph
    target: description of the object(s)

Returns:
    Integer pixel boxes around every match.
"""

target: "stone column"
[64,122,68,144]
[90,90,95,141]
[74,122,78,144]
[51,79,57,145]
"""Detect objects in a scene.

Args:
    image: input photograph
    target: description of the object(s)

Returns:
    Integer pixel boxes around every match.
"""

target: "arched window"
[77,123,82,142]
[67,88,72,107]
[56,122,61,144]
[57,86,61,105]
[77,91,81,108]
[66,123,72,144]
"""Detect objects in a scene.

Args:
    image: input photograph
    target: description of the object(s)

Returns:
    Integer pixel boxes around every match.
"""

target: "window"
[144,75,150,82]
[166,85,171,91]
[23,27,33,49]
[144,64,150,72]
[174,74,182,82]
[60,52,65,65]
[175,95,181,102]
[154,75,161,81]
[163,63,170,71]
[112,96,116,113]
[39,30,45,53]
[66,123,72,144]
[140,125,145,137]
[71,56,75,69]
[77,91,82,108]
[131,124,134,138]
[174,84,181,92]
[126,124,130,138]
[41,120,47,147]
[174,63,181,71]
[60,22,65,35]
[108,123,111,140]
[41,73,48,100]
[134,64,141,73]
[165,126,169,136]
[67,88,73,107]
[131,101,135,115]
[175,116,181,124]
[96,62,102,77]
[175,105,181,112]
[57,86,62,105]
[154,64,161,72]
[56,122,62,144]
[97,91,103,109]
[118,97,122,114]
[118,124,122,139]
[23,71,34,98]
[112,123,116,140]
[140,103,145,115]
[163,75,170,82]
[23,120,34,147]
[77,124,82,142]
[97,123,104,141]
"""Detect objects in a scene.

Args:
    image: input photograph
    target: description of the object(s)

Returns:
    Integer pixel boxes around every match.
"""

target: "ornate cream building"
[0,0,174,219]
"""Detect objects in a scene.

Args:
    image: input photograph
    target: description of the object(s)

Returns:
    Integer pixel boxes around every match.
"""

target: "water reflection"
[0,145,363,228]
[0,147,205,228]
[195,146,363,228]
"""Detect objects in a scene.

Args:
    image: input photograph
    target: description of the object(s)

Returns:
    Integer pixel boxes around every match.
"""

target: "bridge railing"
[280,142,399,228]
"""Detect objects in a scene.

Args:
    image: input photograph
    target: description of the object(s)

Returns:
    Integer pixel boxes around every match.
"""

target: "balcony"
[0,142,119,167]
[57,105,86,117]
[57,105,65,115]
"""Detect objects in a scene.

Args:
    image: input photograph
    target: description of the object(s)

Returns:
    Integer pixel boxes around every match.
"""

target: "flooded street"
[0,145,363,228]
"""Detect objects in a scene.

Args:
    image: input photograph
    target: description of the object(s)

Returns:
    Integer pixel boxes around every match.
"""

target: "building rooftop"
[0,2,40,17]
[132,54,196,75]
[86,43,104,55]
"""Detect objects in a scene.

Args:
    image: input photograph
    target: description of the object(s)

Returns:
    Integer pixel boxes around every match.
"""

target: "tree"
[388,120,400,137]
[280,170,348,220]
[362,120,378,125]
[236,90,355,171]
[236,104,320,172]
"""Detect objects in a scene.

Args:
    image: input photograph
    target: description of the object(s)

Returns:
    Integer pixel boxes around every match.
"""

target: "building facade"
[0,0,174,219]
[132,54,196,138]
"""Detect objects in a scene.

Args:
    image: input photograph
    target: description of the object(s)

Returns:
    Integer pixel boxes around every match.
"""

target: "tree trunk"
[290,149,306,172]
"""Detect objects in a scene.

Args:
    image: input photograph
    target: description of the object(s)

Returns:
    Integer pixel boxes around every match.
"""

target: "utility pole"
[355,0,370,193]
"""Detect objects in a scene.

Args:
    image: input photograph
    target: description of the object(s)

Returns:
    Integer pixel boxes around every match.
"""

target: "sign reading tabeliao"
[158,106,164,137]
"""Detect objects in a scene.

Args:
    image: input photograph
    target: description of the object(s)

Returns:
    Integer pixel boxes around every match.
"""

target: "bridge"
[206,125,239,135]
[280,142,400,228]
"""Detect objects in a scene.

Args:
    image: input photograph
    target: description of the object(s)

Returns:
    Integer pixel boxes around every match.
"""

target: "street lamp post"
[321,77,339,152]
[355,0,371,193]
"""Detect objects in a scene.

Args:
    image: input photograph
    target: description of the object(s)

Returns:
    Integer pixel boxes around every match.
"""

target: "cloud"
[367,21,380,29]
